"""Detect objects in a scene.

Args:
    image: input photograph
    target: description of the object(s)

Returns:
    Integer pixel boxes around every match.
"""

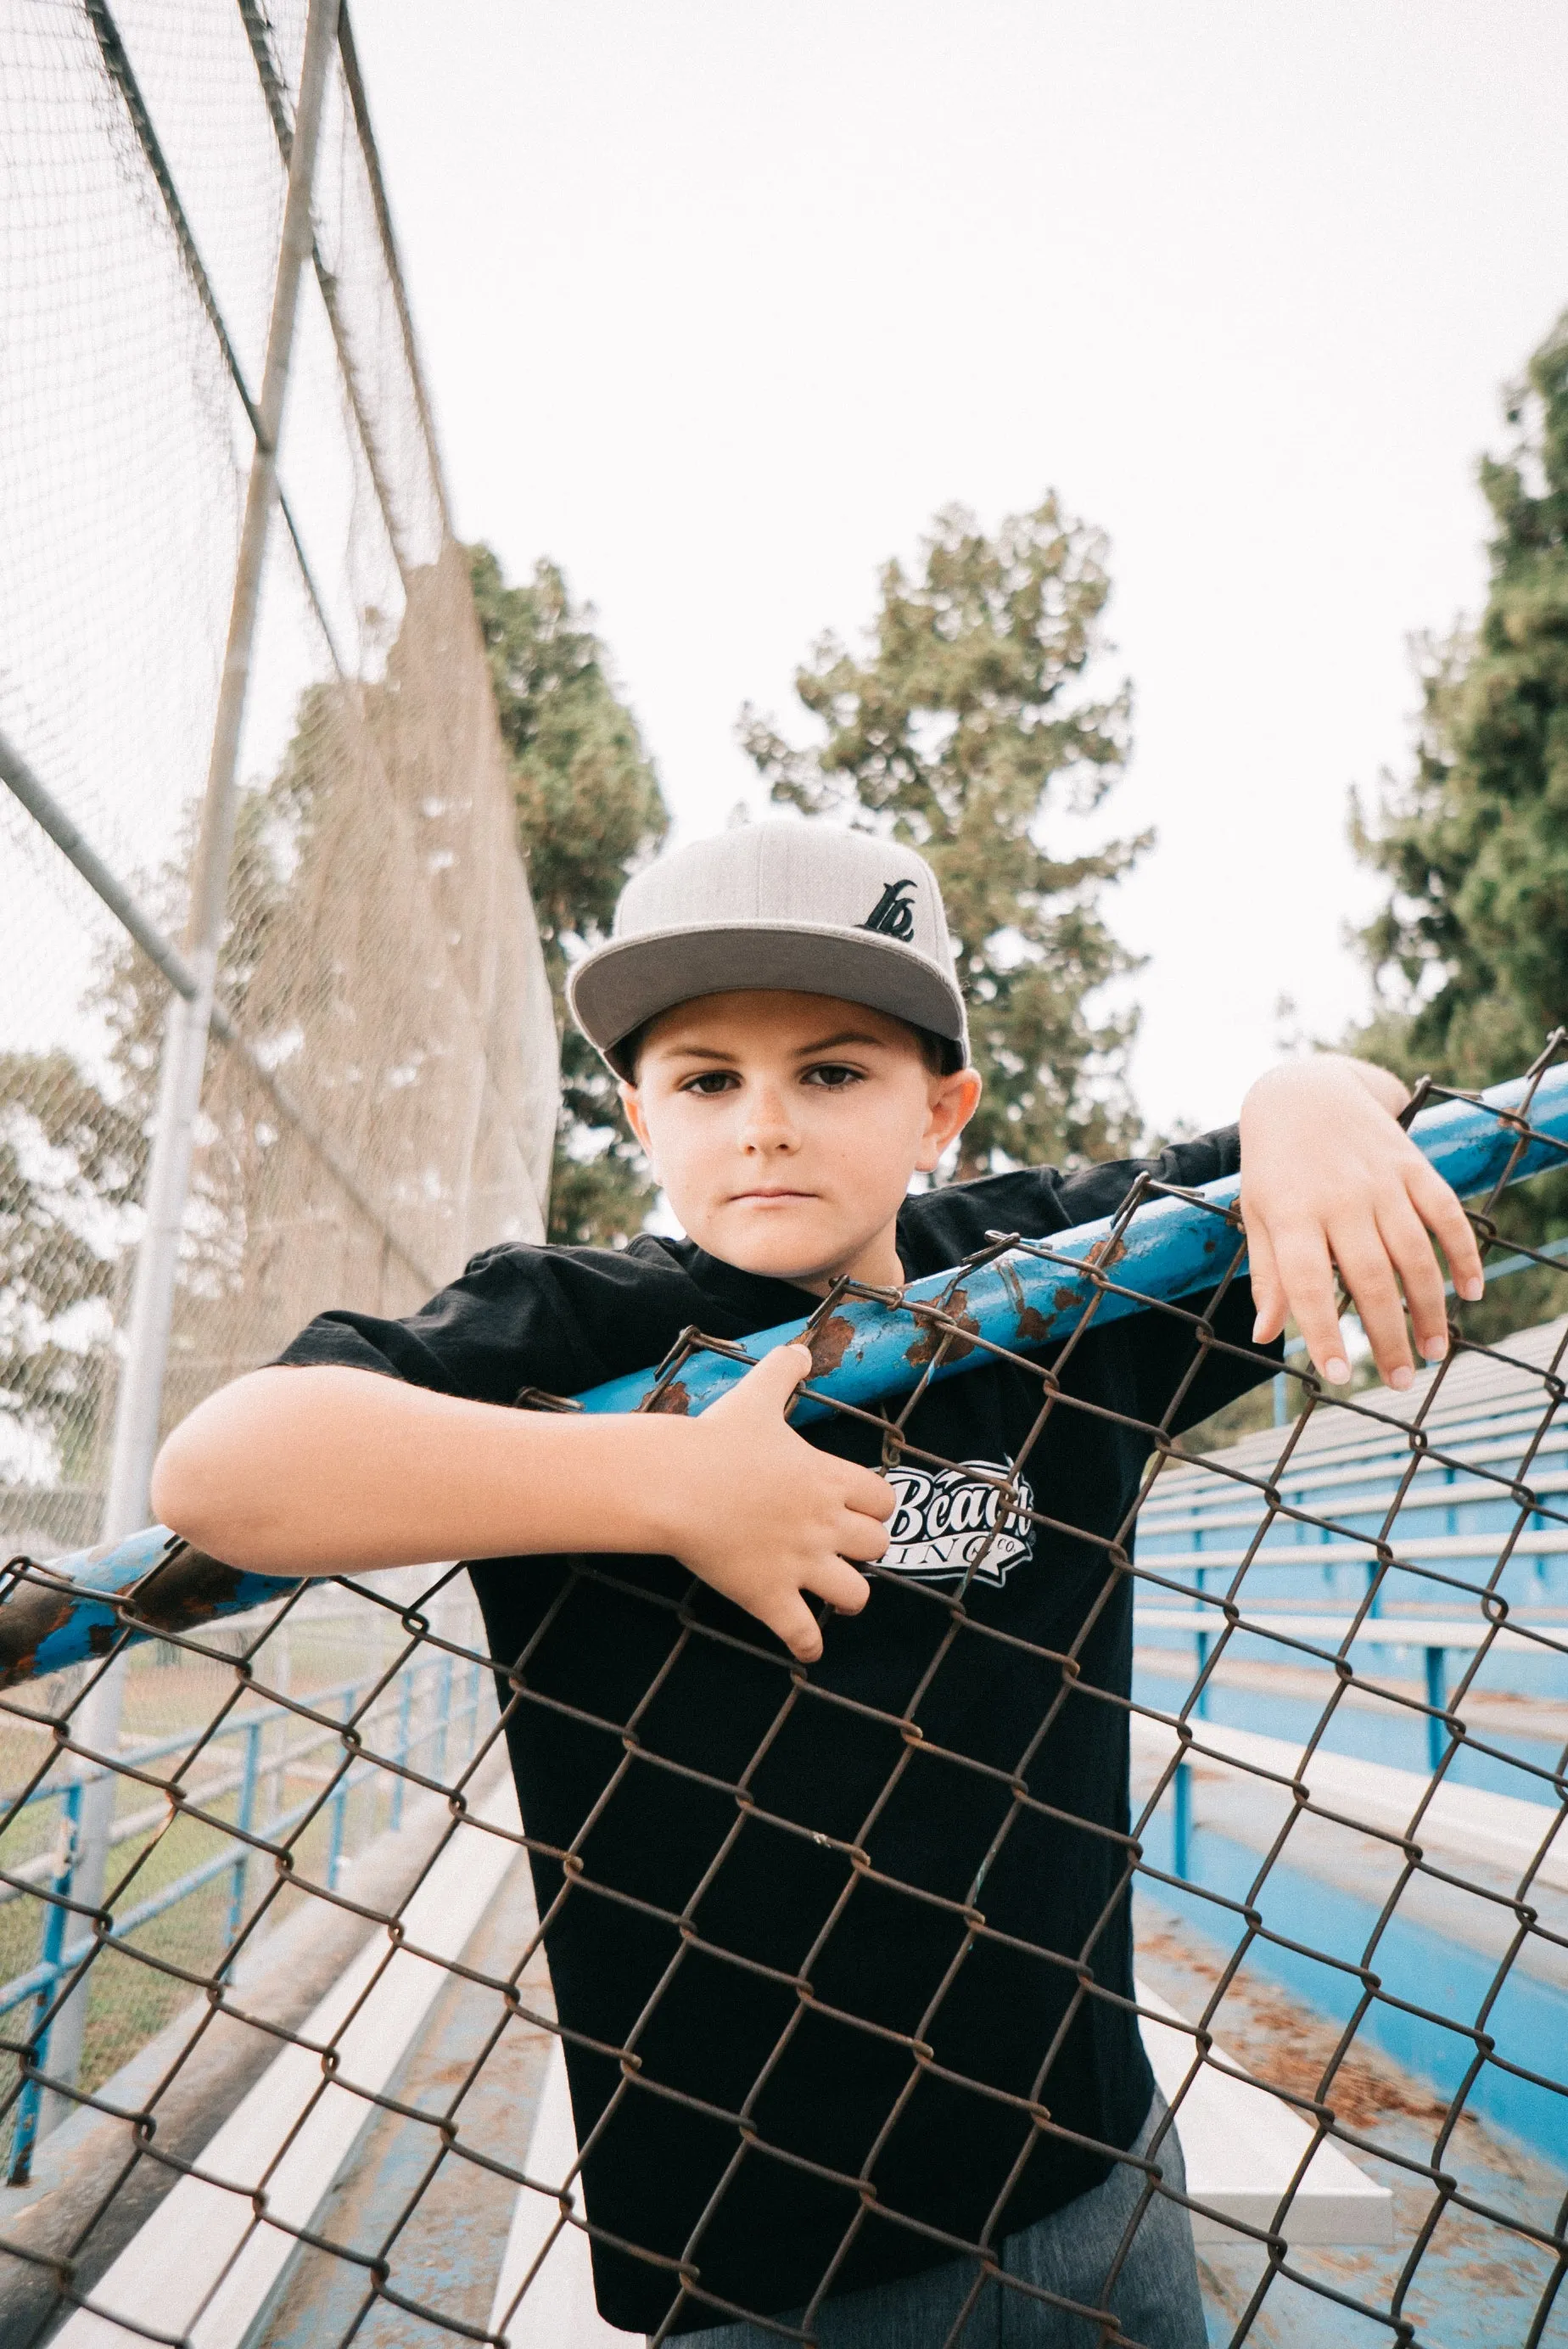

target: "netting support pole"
[32,0,342,2148]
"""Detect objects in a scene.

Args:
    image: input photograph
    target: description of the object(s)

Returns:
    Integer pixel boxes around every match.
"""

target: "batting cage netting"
[1,0,558,1565]
[0,1056,1566,2346]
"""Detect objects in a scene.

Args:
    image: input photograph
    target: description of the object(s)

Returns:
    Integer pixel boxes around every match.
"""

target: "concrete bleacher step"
[1135,1984,1392,2247]
[487,2041,636,2345]
[1141,1313,1568,1545]
[1129,1710,1568,1894]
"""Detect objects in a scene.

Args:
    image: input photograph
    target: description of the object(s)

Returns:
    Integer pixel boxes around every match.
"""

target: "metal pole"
[36,0,342,2142]
[1425,1646,1448,1775]
[104,0,341,1545]
[327,1692,353,1892]
[8,1782,81,2184]
[226,1717,262,1952]
[0,729,202,1006]
[1172,1760,1192,1883]
[13,1057,1568,1694]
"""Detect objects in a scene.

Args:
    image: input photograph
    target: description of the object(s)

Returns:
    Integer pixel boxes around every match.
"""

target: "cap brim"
[568,922,968,1076]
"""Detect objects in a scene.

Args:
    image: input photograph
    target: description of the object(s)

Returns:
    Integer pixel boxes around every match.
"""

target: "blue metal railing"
[0,1638,489,2179]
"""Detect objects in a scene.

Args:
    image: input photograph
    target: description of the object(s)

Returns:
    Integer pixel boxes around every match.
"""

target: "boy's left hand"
[1239,1056,1486,1392]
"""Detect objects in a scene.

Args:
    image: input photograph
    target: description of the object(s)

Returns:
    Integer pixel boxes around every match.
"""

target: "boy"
[153,822,1481,2346]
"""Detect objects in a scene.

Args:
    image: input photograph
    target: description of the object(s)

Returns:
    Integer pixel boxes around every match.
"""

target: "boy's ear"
[917,1067,983,1172]
[619,1079,653,1158]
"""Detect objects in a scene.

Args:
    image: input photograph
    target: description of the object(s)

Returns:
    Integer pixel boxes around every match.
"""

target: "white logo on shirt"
[882,1460,1034,1588]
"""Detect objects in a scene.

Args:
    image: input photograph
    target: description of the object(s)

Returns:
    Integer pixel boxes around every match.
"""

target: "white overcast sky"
[353,0,1568,1136]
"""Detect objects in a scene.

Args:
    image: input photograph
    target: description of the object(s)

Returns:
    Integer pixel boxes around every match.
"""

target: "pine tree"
[1354,311,1568,1087]
[1352,311,1568,1335]
[741,496,1146,1177]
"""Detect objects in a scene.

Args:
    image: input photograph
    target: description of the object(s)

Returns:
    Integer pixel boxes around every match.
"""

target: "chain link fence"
[0,1062,1564,2344]
[6,5,1568,2343]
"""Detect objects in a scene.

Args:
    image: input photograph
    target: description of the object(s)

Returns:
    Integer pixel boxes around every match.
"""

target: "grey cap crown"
[567,821,969,1076]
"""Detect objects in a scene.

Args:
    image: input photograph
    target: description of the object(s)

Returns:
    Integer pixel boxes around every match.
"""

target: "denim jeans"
[675,2094,1206,2348]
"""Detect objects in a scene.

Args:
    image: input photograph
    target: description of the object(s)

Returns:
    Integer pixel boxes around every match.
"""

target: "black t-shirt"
[276,1135,1275,2335]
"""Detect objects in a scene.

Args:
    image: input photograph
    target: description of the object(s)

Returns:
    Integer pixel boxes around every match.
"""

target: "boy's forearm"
[150,1365,695,1576]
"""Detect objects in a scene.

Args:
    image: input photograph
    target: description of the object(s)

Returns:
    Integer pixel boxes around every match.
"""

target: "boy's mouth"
[729,1187,816,1203]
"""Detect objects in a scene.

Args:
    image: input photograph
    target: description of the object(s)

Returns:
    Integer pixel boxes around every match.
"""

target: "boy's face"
[619,990,981,1293]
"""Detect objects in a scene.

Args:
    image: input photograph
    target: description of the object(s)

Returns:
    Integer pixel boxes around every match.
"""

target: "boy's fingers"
[765,1594,824,1662]
[1244,1218,1286,1344]
[807,1556,872,1612]
[735,1343,813,1410]
[1329,1220,1413,1386]
[1376,1197,1450,1361]
[835,1511,888,1564]
[843,1465,897,1521]
[1271,1226,1350,1382]
[1408,1161,1485,1302]
[707,1343,812,1427]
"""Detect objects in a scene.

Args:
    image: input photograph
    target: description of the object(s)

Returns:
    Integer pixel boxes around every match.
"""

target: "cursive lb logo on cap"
[861,878,917,941]
[882,1460,1035,1588]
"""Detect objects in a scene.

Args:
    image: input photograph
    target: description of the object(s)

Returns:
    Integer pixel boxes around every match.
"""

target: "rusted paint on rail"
[0,1525,297,1689]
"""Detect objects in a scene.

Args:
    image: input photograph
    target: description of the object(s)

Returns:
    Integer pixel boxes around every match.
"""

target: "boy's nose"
[739,1083,798,1153]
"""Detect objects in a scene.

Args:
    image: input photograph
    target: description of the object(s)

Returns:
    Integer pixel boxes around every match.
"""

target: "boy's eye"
[801,1062,864,1090]
[680,1070,741,1096]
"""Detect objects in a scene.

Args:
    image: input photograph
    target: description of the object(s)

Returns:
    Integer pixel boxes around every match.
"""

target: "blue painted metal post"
[1194,1629,1211,1720]
[327,1690,352,1892]
[1425,1645,1448,1774]
[465,1655,482,1761]
[434,1650,453,1786]
[389,1662,413,1833]
[226,1717,262,1951]
[10,1780,82,2184]
[1173,1759,1192,1882]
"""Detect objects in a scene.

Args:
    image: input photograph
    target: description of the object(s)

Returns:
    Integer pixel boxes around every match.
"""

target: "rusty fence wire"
[0,1061,1565,2346]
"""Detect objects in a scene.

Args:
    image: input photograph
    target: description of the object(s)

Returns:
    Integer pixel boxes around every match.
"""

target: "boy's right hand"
[664,1345,893,1663]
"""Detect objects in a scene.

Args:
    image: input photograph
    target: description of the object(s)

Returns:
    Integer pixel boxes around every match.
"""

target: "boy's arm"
[1240,1053,1486,1392]
[150,1348,888,1665]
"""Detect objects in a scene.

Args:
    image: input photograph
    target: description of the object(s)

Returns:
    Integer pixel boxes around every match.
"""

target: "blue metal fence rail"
[6,1058,1568,1690]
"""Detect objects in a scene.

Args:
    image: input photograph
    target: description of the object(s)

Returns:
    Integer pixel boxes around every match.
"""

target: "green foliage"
[0,1051,144,1481]
[468,546,669,1245]
[741,496,1147,1180]
[1351,311,1568,1342]
[1354,312,1568,1089]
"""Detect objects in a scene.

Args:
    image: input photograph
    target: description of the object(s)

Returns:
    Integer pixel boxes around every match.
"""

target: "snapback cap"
[568,821,969,1079]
